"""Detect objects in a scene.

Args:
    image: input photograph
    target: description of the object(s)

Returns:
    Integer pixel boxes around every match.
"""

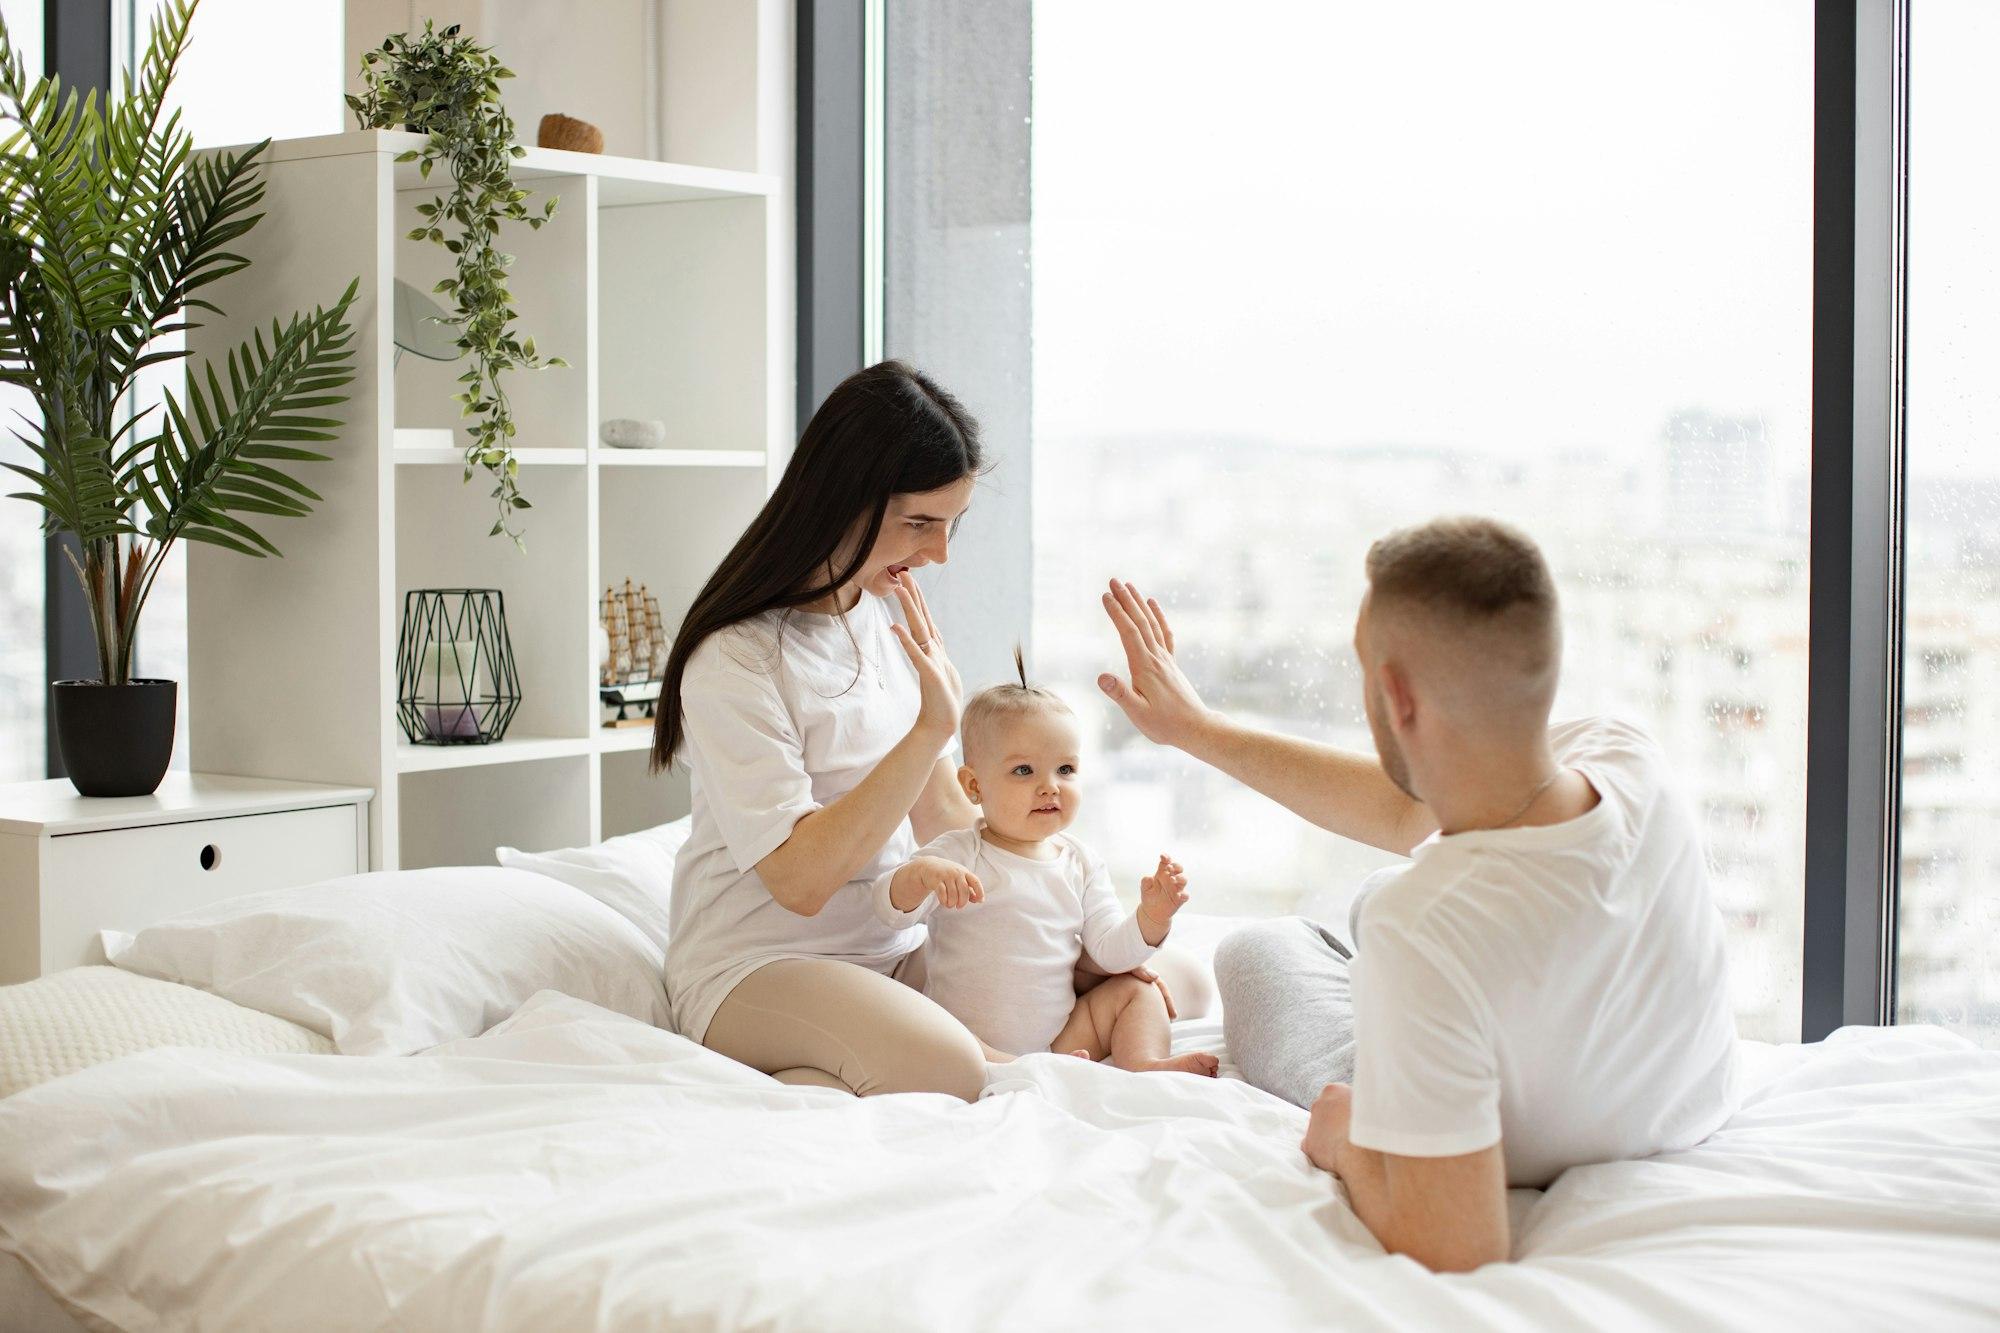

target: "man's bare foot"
[1130,1051,1219,1078]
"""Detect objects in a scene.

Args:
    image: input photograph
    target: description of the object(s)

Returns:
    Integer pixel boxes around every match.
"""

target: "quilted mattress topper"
[0,965,333,1098]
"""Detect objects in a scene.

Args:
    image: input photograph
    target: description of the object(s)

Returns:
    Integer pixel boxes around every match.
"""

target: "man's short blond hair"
[960,647,1073,766]
[1364,517,1562,709]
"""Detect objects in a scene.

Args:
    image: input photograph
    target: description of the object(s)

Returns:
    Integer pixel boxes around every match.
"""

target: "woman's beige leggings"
[701,946,1216,1103]
[702,952,989,1102]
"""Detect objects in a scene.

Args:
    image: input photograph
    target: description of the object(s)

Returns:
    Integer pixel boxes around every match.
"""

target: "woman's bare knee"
[858,1005,987,1101]
[867,1025,985,1102]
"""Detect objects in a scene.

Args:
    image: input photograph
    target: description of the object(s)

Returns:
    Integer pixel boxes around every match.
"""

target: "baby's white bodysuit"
[871,825,1157,1056]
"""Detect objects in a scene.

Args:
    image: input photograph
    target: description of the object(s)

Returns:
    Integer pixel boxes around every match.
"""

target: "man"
[1096,517,1737,1273]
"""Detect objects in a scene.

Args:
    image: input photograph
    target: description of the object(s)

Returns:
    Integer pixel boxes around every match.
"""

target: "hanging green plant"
[348,20,564,544]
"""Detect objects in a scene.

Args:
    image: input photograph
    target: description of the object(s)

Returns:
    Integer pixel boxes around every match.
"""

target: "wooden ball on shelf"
[538,113,605,155]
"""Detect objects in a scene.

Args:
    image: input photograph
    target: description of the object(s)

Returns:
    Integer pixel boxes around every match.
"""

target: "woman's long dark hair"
[650,361,983,772]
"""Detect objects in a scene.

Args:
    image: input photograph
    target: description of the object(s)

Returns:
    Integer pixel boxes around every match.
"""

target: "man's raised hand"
[1098,579,1213,749]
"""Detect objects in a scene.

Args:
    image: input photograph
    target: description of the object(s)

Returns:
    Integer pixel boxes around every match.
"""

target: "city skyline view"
[1030,425,1816,1043]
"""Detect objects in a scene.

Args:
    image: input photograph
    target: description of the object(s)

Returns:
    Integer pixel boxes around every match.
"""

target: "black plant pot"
[52,679,178,797]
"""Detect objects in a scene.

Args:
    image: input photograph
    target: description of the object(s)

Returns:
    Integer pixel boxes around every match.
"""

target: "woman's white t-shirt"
[665,594,927,1042]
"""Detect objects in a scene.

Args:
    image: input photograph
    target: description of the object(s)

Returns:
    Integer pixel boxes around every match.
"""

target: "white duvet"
[1,993,1997,1332]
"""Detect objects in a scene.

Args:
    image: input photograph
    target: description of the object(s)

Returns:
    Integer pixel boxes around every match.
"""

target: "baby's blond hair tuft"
[960,645,1072,765]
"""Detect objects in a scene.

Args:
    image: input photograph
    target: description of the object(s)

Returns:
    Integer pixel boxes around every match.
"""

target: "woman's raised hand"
[1098,579,1213,750]
[890,570,963,743]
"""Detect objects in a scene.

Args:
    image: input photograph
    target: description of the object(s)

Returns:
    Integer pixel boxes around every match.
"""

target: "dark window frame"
[1804,0,1908,1040]
[795,0,867,433]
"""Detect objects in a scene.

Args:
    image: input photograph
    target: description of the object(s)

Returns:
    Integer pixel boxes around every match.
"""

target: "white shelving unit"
[187,9,792,870]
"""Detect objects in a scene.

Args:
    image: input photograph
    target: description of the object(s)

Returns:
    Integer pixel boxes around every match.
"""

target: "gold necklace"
[1493,767,1566,830]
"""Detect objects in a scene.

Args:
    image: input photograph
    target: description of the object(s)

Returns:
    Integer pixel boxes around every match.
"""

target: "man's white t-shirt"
[665,595,927,1042]
[871,826,1156,1055]
[1346,717,1739,1189]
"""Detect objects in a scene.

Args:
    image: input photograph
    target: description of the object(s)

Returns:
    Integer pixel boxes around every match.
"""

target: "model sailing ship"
[600,579,670,726]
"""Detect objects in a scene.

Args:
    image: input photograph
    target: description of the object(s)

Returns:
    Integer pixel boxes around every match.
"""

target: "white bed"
[2,851,1997,1332]
[2,976,1998,1332]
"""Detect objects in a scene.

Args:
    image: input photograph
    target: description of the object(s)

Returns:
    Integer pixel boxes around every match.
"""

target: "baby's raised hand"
[1137,853,1189,942]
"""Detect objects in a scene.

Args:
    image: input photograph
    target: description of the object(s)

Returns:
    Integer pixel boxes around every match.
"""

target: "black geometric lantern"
[395,589,522,744]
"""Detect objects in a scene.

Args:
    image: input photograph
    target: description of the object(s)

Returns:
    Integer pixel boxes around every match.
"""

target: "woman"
[653,361,1197,1100]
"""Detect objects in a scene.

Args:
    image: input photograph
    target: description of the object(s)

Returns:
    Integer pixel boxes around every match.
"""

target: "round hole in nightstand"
[199,844,221,871]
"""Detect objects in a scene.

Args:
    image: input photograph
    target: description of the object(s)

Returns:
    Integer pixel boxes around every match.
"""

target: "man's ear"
[958,765,981,806]
[1379,661,1418,733]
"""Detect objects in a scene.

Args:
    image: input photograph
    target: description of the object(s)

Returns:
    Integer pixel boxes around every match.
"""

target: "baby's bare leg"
[1050,986,1115,1062]
[1049,976,1217,1076]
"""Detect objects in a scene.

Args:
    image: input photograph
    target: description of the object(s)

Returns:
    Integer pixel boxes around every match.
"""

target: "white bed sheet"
[1,991,1996,1332]
[0,1249,86,1333]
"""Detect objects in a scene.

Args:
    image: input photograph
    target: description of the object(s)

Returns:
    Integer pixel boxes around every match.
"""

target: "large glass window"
[0,0,45,783]
[1898,0,2000,1046]
[1028,2,1814,1041]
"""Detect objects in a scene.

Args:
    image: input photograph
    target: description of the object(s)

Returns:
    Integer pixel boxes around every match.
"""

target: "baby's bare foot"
[1065,1049,1093,1060]
[1134,1051,1219,1078]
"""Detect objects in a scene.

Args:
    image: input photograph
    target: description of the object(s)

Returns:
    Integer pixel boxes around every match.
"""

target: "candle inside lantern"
[421,703,484,739]
[419,638,489,741]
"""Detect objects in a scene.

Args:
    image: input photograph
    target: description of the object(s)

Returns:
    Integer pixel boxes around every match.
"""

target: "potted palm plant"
[0,0,359,796]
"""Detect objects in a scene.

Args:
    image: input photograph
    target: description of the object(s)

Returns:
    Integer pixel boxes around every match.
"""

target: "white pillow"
[101,867,670,1056]
[496,817,689,955]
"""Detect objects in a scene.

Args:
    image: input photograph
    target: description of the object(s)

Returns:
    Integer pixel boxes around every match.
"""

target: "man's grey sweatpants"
[1213,917,1358,1109]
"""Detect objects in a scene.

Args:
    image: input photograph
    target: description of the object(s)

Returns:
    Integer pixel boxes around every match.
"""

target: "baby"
[872,661,1219,1077]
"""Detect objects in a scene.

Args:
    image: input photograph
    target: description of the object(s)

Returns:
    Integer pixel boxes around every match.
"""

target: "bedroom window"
[1895,0,2000,1047]
[1018,2,1814,1042]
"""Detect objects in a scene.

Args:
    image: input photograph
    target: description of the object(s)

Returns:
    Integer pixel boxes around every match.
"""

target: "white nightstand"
[0,772,372,983]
